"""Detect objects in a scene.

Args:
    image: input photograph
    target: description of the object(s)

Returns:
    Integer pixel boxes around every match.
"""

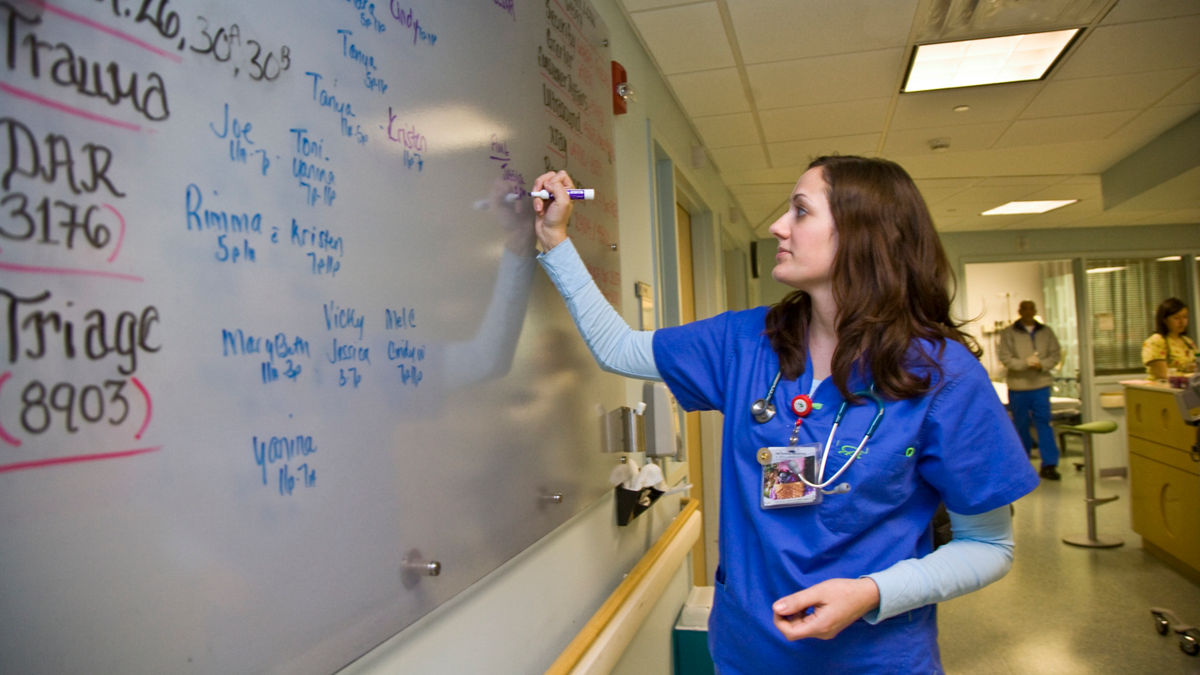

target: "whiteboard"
[0,1,623,673]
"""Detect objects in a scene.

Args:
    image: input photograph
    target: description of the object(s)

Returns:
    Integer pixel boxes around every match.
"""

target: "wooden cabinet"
[1124,383,1200,580]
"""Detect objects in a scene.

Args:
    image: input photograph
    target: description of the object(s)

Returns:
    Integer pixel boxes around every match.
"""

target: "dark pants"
[1010,386,1058,467]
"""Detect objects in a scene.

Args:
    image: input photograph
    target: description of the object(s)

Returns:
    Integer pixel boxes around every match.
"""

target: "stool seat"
[1056,420,1117,435]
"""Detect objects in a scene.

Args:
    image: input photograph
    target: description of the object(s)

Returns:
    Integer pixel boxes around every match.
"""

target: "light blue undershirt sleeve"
[862,505,1014,623]
[538,238,661,380]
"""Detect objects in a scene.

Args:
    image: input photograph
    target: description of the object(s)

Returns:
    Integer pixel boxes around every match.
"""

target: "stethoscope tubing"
[802,390,883,489]
[752,370,885,490]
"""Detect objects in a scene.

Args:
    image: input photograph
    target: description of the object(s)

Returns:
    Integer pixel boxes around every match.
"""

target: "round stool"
[1059,420,1122,548]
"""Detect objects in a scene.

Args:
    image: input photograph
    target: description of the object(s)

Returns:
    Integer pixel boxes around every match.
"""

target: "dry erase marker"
[525,188,595,201]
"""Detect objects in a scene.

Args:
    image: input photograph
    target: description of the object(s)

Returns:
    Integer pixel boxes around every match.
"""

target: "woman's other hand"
[771,577,881,641]
[532,170,575,251]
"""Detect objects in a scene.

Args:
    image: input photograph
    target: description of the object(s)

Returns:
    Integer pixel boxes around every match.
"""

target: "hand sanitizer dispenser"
[643,382,683,459]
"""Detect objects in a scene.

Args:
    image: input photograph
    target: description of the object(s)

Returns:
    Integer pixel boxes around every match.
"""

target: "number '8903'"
[21,379,130,434]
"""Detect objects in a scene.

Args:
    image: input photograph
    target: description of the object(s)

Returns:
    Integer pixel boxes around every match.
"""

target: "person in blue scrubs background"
[532,156,1039,674]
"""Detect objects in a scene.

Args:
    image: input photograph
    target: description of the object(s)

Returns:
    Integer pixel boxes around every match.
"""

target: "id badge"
[757,444,821,509]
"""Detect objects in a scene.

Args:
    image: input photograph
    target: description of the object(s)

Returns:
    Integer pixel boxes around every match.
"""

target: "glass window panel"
[1087,257,1188,374]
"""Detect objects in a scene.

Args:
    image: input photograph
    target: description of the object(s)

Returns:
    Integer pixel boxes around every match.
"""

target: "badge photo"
[758,444,821,509]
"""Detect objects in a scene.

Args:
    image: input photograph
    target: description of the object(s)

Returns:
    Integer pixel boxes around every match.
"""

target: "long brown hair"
[763,155,979,401]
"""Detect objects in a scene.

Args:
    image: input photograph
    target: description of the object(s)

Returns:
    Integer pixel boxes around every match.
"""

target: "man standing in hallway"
[999,300,1063,480]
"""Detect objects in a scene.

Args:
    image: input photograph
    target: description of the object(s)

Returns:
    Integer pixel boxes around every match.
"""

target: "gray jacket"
[998,321,1061,391]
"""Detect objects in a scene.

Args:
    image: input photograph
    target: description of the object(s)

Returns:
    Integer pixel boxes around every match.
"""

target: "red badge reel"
[790,394,813,418]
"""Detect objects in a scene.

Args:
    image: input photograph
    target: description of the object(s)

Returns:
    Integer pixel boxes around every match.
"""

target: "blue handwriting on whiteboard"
[337,29,388,94]
[304,71,354,117]
[252,435,317,495]
[209,103,270,175]
[221,329,310,362]
[222,329,309,383]
[323,300,365,338]
[342,0,386,33]
[185,184,262,263]
[385,308,423,386]
[327,337,371,365]
[290,128,337,207]
[288,218,344,277]
[384,307,416,329]
[185,184,262,234]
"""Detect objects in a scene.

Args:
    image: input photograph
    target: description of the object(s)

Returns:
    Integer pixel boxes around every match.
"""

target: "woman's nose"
[767,215,787,239]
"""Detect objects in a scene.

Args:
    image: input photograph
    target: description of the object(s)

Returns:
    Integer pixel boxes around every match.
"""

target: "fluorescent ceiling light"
[904,29,1080,92]
[981,200,1077,215]
[1086,266,1127,274]
[1157,255,1182,261]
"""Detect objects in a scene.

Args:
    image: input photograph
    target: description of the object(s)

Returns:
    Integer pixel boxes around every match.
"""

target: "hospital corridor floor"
[938,438,1200,674]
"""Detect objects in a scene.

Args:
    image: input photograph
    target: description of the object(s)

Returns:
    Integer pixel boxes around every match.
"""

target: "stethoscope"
[751,370,886,491]
[750,371,784,423]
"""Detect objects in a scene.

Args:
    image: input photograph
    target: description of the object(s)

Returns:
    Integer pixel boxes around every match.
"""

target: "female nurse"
[532,156,1038,673]
[1142,297,1196,380]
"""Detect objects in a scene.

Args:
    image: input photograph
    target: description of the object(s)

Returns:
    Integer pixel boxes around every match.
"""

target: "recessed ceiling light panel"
[903,29,1080,92]
[981,200,1078,215]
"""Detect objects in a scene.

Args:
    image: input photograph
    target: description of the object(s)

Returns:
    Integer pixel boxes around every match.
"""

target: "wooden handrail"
[546,499,702,675]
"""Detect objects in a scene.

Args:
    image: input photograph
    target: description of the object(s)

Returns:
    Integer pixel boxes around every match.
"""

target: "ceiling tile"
[738,195,790,229]
[629,3,734,74]
[893,140,1124,179]
[916,186,971,207]
[941,185,1052,211]
[930,215,970,232]
[1024,183,1102,205]
[768,134,882,168]
[1022,69,1194,118]
[1055,16,1200,80]
[891,82,1040,129]
[620,0,706,11]
[693,113,760,148]
[726,0,917,64]
[1160,73,1200,107]
[746,49,905,109]
[709,145,769,174]
[1101,0,1200,24]
[916,176,979,190]
[883,123,1007,155]
[994,111,1138,148]
[667,69,751,116]
[759,98,890,142]
[913,0,1108,43]
[1107,105,1200,152]
[976,175,1076,188]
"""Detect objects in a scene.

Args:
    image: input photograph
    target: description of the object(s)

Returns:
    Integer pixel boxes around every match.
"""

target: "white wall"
[962,261,1046,379]
[338,1,743,672]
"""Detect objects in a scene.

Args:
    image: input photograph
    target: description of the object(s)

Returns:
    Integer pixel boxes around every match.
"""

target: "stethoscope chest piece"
[750,398,776,424]
[751,370,784,424]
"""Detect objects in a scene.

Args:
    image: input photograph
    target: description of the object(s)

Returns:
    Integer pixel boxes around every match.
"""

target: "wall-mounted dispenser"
[643,381,683,459]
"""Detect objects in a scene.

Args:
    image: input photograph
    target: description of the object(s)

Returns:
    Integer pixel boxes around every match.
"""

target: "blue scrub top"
[653,307,1038,674]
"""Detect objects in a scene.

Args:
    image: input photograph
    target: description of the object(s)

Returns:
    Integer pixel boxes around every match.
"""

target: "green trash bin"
[673,586,715,675]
